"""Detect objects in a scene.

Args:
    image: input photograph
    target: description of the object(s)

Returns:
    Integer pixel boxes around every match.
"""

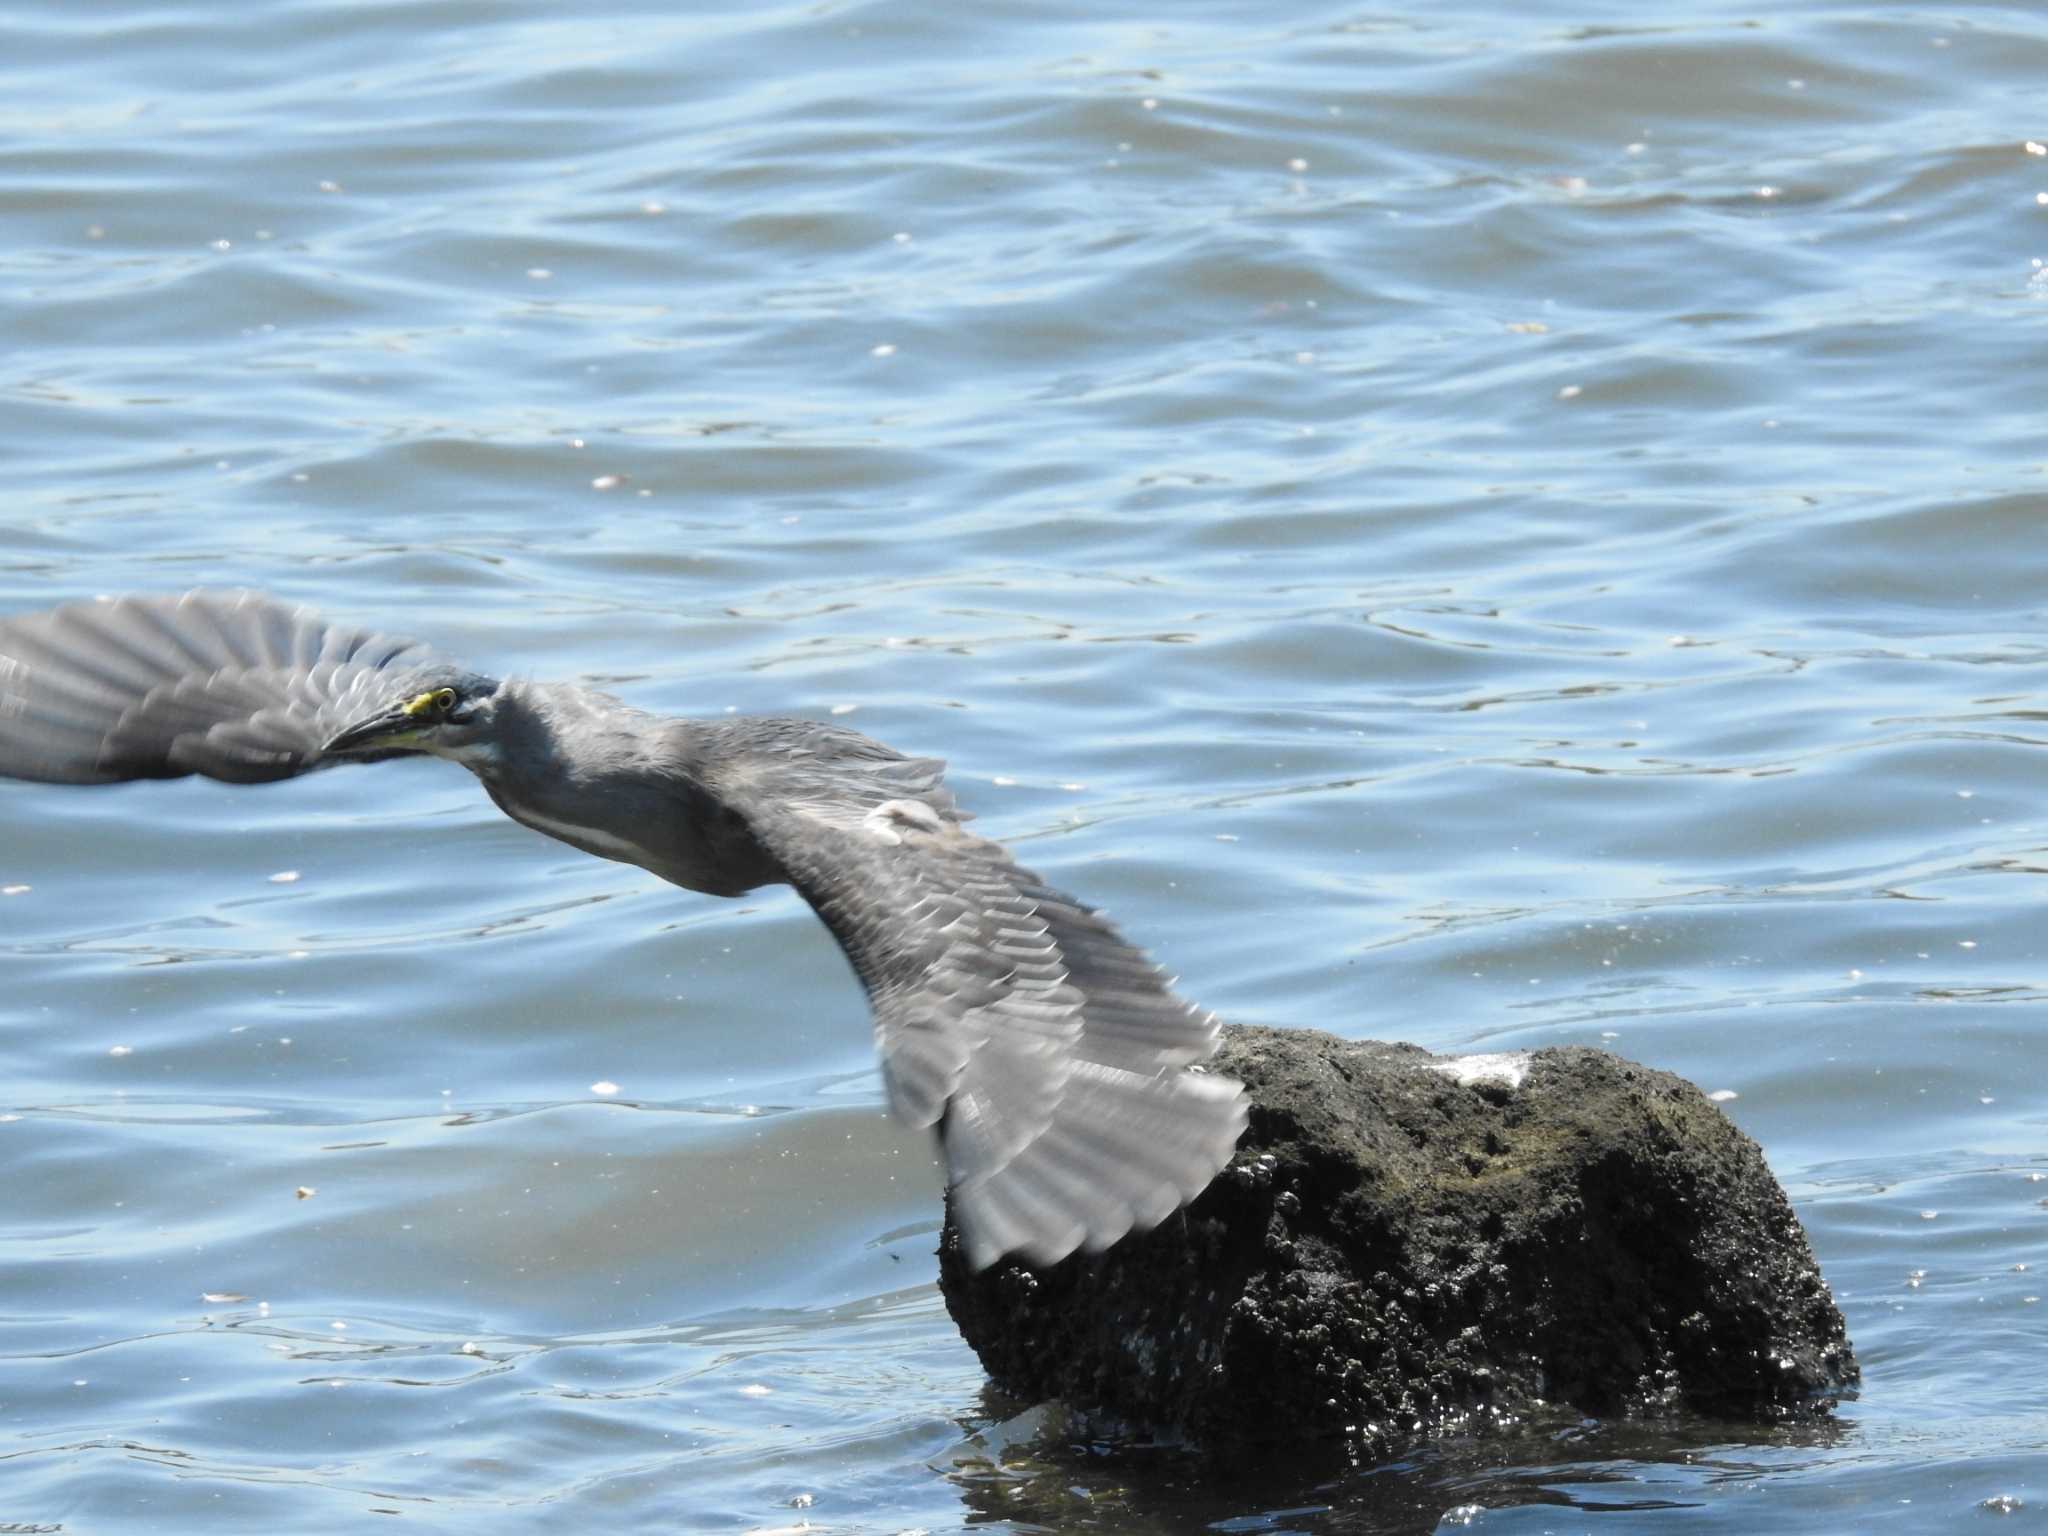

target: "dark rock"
[939,1025,1857,1456]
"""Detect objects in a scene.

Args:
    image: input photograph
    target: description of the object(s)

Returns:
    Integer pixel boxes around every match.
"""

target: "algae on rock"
[940,1025,1857,1456]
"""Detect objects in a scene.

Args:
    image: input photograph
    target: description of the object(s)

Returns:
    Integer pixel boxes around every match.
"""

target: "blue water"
[3,1,2046,1530]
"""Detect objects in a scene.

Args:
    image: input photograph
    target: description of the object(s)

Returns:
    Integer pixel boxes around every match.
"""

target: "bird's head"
[323,669,506,768]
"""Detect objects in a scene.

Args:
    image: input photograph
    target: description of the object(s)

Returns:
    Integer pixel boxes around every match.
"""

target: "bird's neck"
[463,683,669,874]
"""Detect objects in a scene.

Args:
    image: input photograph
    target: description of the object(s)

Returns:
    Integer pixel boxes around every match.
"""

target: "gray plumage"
[0,590,1246,1268]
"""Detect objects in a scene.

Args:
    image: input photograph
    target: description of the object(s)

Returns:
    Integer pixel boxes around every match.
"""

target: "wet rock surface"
[939,1025,1858,1455]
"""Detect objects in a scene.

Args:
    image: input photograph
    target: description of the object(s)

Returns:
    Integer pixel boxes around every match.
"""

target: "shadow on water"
[941,1393,1857,1534]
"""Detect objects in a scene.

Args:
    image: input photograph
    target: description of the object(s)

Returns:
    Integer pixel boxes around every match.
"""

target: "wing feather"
[712,720,1247,1269]
[0,591,452,784]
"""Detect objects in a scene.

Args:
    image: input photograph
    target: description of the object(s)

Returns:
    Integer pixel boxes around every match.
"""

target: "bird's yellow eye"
[402,686,462,719]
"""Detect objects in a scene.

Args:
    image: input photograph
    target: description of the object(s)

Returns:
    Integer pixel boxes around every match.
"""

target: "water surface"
[3,1,2046,1530]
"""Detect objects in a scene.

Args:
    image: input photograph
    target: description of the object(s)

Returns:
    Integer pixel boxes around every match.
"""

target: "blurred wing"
[716,723,1247,1269]
[0,591,448,784]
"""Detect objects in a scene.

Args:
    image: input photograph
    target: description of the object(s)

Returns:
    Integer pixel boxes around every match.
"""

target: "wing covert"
[0,591,450,784]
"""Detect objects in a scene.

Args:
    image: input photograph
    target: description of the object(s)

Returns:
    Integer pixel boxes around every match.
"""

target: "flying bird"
[0,590,1246,1268]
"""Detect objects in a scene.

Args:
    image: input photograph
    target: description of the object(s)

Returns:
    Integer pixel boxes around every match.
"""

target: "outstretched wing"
[708,720,1247,1270]
[0,591,447,784]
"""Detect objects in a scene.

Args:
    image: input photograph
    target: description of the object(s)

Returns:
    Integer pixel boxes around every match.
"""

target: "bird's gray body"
[0,591,1247,1269]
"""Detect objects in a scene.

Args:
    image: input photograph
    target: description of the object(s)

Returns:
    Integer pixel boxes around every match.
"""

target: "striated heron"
[0,590,1246,1269]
